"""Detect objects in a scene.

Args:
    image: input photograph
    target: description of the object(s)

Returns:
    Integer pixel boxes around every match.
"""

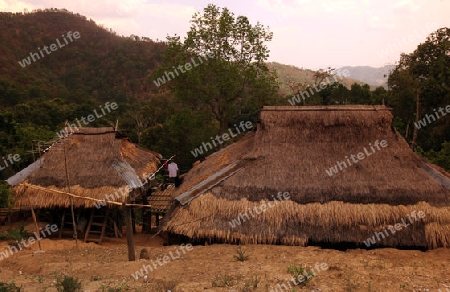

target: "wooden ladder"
[84,209,110,244]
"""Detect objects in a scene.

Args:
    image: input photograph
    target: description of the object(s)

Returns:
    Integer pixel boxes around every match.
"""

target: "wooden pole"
[124,202,136,261]
[63,137,78,248]
[30,207,42,251]
[37,141,42,165]
[31,141,35,163]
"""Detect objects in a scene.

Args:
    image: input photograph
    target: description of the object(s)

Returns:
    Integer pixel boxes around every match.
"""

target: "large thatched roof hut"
[161,105,450,249]
[8,127,161,208]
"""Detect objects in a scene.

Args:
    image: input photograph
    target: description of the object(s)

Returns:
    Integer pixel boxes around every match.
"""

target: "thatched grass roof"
[11,127,161,208]
[162,105,450,248]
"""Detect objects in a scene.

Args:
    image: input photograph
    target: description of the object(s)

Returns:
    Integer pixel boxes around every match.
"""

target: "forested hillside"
[0,9,169,180]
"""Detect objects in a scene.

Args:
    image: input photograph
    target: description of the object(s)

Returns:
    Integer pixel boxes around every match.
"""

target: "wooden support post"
[59,211,65,239]
[149,211,152,233]
[116,208,123,237]
[30,207,42,251]
[131,208,136,234]
[123,203,135,261]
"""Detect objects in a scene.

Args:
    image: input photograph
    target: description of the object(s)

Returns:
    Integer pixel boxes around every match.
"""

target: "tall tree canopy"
[388,27,450,151]
[155,4,280,133]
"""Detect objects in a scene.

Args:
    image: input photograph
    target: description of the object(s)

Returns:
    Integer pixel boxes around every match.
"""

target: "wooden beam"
[22,183,153,208]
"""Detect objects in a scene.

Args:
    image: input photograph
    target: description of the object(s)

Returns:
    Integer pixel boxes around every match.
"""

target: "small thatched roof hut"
[9,127,161,208]
[161,105,450,249]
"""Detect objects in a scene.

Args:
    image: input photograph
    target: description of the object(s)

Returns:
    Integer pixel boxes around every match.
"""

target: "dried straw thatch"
[10,127,160,208]
[162,105,450,249]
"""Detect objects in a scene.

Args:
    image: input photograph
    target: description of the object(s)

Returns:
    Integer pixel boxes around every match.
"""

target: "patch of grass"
[107,281,128,292]
[287,264,315,286]
[242,276,260,291]
[411,261,426,268]
[233,246,249,262]
[345,282,361,291]
[37,275,44,284]
[212,274,235,287]
[0,281,21,292]
[55,275,82,292]
[343,272,360,292]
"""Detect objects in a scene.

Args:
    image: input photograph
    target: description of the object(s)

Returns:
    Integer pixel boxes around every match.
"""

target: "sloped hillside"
[0,9,166,108]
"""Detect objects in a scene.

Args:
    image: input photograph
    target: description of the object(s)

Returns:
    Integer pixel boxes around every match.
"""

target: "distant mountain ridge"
[337,65,395,88]
[269,63,395,92]
[267,62,364,95]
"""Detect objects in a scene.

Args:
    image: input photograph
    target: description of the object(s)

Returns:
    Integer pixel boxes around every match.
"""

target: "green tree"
[142,109,218,170]
[371,86,388,105]
[156,4,279,134]
[388,27,450,151]
[349,83,371,104]
[0,181,13,208]
[416,142,450,171]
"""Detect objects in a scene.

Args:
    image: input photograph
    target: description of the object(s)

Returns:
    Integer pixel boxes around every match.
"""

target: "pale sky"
[1,0,448,69]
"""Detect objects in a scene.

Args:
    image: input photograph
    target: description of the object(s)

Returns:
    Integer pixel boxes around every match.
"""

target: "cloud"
[2,0,196,39]
[394,0,422,12]
[320,0,357,13]
[0,0,35,12]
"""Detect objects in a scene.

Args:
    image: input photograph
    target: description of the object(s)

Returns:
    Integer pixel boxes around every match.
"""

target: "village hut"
[7,127,161,245]
[161,105,450,249]
[9,127,160,208]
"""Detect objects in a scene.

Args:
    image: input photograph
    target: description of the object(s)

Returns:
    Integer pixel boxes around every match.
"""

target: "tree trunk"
[411,90,420,149]
[219,117,227,149]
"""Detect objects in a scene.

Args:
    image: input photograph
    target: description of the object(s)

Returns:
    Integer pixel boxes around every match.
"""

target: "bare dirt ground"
[1,220,449,292]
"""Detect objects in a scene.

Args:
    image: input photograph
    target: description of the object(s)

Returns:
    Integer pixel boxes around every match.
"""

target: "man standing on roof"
[168,161,180,187]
